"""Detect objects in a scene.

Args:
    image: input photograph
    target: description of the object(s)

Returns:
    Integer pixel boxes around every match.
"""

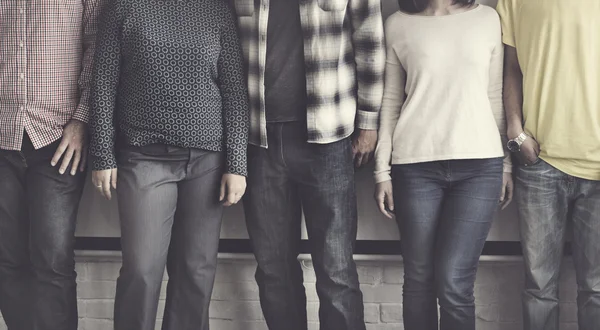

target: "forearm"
[349,0,385,130]
[503,46,524,138]
[75,0,104,123]
[219,7,249,176]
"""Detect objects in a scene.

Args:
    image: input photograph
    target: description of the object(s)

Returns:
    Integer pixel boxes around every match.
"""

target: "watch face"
[507,140,520,152]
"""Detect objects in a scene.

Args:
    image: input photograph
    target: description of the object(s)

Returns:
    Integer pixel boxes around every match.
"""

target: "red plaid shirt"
[0,0,102,151]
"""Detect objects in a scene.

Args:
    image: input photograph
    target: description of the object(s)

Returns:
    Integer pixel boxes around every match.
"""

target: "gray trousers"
[114,144,224,330]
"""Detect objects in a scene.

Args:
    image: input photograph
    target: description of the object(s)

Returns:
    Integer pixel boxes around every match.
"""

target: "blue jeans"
[516,159,600,330]
[0,136,83,330]
[392,158,503,330]
[243,122,365,330]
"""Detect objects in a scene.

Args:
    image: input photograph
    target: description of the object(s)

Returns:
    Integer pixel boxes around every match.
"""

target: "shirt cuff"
[356,110,379,131]
[72,104,90,124]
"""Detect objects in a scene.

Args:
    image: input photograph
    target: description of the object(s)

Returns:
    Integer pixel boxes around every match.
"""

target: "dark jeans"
[0,137,83,330]
[114,144,224,330]
[392,158,503,330]
[516,159,600,330]
[243,122,365,330]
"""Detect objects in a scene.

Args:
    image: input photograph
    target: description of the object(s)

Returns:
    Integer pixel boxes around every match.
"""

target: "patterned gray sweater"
[90,0,249,176]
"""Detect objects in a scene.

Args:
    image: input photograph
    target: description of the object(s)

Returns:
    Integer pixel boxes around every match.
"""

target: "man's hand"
[499,172,514,210]
[352,129,377,168]
[508,126,540,166]
[220,174,247,207]
[51,119,88,175]
[374,181,395,219]
[519,138,541,165]
[92,169,118,200]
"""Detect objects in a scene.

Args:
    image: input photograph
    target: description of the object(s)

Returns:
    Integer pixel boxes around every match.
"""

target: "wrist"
[506,122,524,140]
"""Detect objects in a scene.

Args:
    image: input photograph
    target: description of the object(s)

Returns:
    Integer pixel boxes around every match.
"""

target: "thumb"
[219,177,226,202]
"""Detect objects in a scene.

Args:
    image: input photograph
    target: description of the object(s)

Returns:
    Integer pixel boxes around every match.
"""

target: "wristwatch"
[507,132,529,152]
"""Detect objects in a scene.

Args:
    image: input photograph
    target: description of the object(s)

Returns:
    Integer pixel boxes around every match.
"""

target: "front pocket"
[234,0,255,16]
[317,0,349,11]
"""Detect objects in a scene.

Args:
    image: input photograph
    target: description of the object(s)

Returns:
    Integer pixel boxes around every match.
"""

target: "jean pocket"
[317,0,349,11]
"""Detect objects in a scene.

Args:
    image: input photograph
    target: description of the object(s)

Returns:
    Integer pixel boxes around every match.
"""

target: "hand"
[508,126,540,166]
[352,129,377,168]
[92,169,118,200]
[519,137,541,165]
[499,172,513,210]
[51,119,88,175]
[220,173,247,207]
[374,181,395,219]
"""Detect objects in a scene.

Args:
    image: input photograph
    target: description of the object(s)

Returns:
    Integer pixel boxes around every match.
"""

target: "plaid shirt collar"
[231,0,385,147]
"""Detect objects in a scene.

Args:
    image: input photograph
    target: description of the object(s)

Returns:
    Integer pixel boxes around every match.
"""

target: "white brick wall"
[0,255,578,330]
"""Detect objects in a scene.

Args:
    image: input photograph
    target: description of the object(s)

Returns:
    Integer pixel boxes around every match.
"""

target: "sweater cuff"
[92,154,118,171]
[374,171,392,184]
[226,147,247,177]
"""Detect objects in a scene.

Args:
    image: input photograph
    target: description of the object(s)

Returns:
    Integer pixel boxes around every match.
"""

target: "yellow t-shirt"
[497,0,600,180]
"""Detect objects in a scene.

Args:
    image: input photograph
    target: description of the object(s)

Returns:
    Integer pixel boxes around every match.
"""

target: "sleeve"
[89,0,123,171]
[489,15,512,174]
[374,17,406,184]
[496,0,518,47]
[348,0,386,130]
[72,0,104,123]
[217,5,250,177]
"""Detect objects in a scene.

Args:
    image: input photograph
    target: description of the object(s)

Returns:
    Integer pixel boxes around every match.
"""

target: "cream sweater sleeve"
[488,15,513,173]
[374,17,406,183]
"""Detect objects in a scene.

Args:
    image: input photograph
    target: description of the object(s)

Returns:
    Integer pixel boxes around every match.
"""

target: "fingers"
[225,191,237,207]
[70,149,81,176]
[111,168,118,189]
[351,139,359,158]
[92,170,115,200]
[385,191,394,214]
[92,172,104,197]
[59,147,75,175]
[500,183,506,204]
[375,186,394,219]
[502,181,514,210]
[79,148,88,172]
[51,139,69,168]
[376,194,392,219]
[102,172,112,200]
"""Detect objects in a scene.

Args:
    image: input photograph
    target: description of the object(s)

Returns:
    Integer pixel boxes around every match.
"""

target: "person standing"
[229,0,385,329]
[374,0,514,329]
[497,1,600,329]
[90,0,249,329]
[0,1,102,329]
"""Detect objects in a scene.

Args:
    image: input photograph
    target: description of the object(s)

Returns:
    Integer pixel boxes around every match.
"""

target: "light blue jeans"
[516,159,600,330]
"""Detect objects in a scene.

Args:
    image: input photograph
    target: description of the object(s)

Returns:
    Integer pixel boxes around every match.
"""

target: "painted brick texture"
[0,257,578,330]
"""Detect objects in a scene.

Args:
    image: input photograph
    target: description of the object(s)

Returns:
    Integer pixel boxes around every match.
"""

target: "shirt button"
[20,106,24,111]
[19,73,25,79]
[19,41,24,47]
[19,8,24,14]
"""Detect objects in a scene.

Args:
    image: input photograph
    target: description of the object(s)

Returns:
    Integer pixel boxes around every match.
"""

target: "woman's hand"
[499,172,514,210]
[375,181,395,219]
[92,169,118,200]
[220,173,247,206]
